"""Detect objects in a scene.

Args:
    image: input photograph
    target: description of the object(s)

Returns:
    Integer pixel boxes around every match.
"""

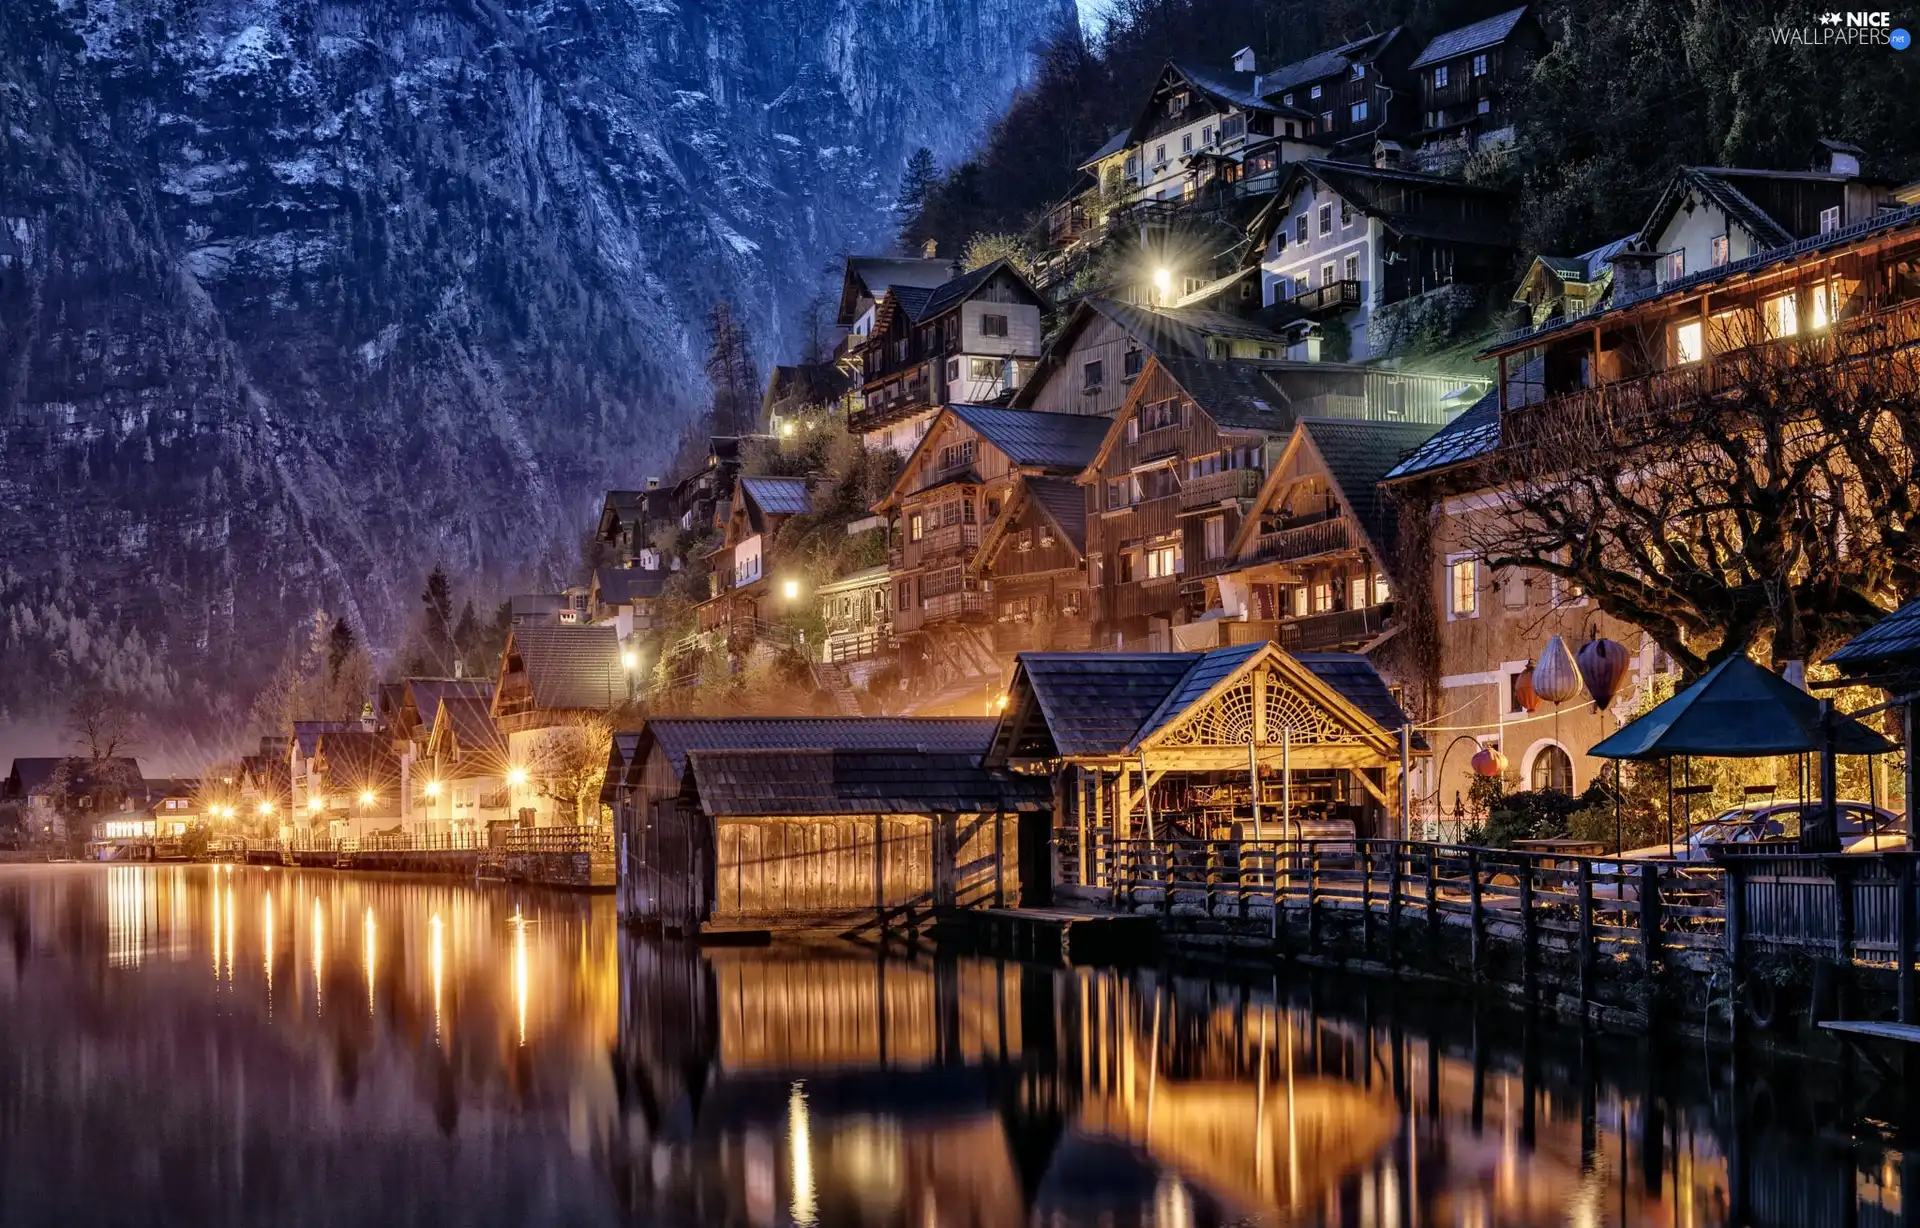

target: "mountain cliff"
[0,0,1069,730]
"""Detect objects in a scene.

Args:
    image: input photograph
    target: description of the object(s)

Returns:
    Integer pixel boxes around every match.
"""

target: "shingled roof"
[739,476,813,518]
[1257,28,1402,98]
[1409,5,1530,69]
[1828,598,1920,680]
[1026,476,1089,555]
[1297,417,1443,555]
[500,625,626,713]
[430,695,507,763]
[948,404,1110,469]
[593,567,668,605]
[683,749,1051,817]
[633,717,1001,783]
[1156,355,1295,433]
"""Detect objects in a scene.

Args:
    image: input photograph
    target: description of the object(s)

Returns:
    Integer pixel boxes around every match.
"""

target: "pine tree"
[894,146,938,255]
[704,301,760,436]
[327,617,357,684]
[453,599,479,670]
[420,565,456,674]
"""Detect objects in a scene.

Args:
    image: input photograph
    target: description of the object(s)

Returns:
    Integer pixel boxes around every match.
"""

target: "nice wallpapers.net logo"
[1768,10,1911,46]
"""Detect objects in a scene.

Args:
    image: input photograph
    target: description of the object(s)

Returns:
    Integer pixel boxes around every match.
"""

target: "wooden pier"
[938,907,1161,963]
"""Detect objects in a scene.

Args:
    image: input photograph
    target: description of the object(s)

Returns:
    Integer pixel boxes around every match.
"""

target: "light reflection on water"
[0,864,1908,1226]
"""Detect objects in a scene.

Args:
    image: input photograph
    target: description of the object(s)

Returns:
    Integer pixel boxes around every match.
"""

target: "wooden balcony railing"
[919,522,981,559]
[1179,468,1263,510]
[1278,603,1392,651]
[1250,516,1350,564]
[923,590,987,622]
[1291,279,1363,318]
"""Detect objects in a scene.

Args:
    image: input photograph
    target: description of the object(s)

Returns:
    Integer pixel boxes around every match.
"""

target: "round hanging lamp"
[1576,631,1631,711]
[1532,634,1581,705]
[1512,662,1541,714]
[1471,746,1508,778]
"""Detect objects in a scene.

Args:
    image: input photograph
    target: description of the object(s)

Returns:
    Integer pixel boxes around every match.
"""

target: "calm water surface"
[0,864,1906,1227]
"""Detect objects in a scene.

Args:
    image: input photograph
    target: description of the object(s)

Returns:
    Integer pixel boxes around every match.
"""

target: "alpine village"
[21,4,1920,1046]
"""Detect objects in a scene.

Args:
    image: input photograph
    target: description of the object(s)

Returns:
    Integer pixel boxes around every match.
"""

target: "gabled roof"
[1132,642,1268,744]
[1155,355,1295,432]
[1296,417,1442,556]
[739,475,813,518]
[292,720,360,759]
[917,258,1043,321]
[633,717,1001,782]
[1409,5,1531,70]
[1001,654,1202,757]
[499,624,626,712]
[1169,62,1293,118]
[1025,477,1089,555]
[1381,357,1542,482]
[429,695,507,762]
[1257,28,1403,98]
[1261,159,1514,248]
[1647,167,1795,251]
[682,749,1051,816]
[1295,653,1422,742]
[1012,297,1293,410]
[593,566,668,605]
[1077,129,1131,170]
[403,678,491,731]
[947,404,1110,469]
[838,256,955,326]
[313,730,401,782]
[817,563,891,596]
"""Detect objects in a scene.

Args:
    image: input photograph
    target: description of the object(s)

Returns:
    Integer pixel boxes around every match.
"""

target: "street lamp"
[308,796,324,813]
[507,767,528,787]
[258,801,274,817]
[622,650,639,671]
[358,791,375,808]
[424,780,442,799]
[1153,267,1173,302]
[782,578,801,602]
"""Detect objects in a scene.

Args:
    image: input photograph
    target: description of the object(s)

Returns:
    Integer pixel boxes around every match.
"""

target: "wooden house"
[603,716,999,926]
[1382,162,1920,828]
[695,475,813,633]
[589,566,667,643]
[310,731,402,838]
[1408,6,1545,165]
[759,362,850,433]
[1119,60,1313,207]
[850,259,1047,456]
[975,476,1092,659]
[1250,156,1515,360]
[595,484,669,569]
[288,719,361,818]
[875,402,1109,706]
[1207,418,1440,654]
[420,694,510,836]
[987,642,1423,863]
[1512,234,1635,327]
[491,623,629,825]
[1252,28,1417,156]
[817,564,893,665]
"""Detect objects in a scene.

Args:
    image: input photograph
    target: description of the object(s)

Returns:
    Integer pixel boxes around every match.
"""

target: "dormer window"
[1350,63,1366,80]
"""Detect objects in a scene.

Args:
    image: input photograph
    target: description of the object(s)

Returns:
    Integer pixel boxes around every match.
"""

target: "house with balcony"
[1208,417,1440,658]
[817,564,894,668]
[695,475,814,634]
[309,730,402,840]
[420,693,510,837]
[1250,154,1516,360]
[1122,58,1315,207]
[851,259,1047,456]
[288,719,362,819]
[1381,156,1920,826]
[975,476,1093,661]
[876,402,1110,708]
[1253,28,1416,155]
[1012,297,1297,419]
[1408,6,1545,171]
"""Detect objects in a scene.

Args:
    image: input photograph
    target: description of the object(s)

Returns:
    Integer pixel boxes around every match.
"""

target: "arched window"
[1530,744,1574,794]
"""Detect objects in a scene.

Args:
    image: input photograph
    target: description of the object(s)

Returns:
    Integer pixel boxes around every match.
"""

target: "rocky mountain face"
[0,0,1067,733]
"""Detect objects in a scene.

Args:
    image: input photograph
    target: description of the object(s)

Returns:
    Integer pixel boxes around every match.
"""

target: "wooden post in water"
[1075,768,1088,888]
[1638,862,1662,972]
[1519,855,1536,993]
[1898,853,1916,1025]
[1467,847,1483,979]
[1578,858,1595,1009]
[1723,856,1745,1039]
[1426,846,1440,957]
[1387,840,1403,965]
[1307,842,1320,953]
[1249,739,1262,841]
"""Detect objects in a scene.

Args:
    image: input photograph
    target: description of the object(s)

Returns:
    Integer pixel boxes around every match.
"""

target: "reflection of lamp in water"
[430,913,445,1044]
[789,1080,817,1227]
[512,908,529,1047]
[263,889,275,1013]
[311,895,324,1014]
[363,907,377,1019]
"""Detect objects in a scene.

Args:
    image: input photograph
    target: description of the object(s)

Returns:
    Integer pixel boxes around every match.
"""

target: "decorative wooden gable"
[1134,643,1399,757]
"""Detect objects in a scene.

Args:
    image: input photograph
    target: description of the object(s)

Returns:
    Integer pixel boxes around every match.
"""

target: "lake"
[0,863,1904,1226]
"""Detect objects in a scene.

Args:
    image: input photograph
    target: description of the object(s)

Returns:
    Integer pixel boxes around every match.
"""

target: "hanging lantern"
[1471,746,1508,778]
[1576,632,1631,711]
[1513,662,1541,714]
[1531,634,1581,705]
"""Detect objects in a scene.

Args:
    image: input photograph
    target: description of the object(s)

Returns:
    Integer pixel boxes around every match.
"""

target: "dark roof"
[504,625,626,711]
[1281,159,1513,246]
[1258,28,1401,97]
[916,258,1040,321]
[1171,62,1289,117]
[1381,357,1544,481]
[839,256,956,325]
[1077,128,1130,169]
[890,284,937,322]
[594,566,668,604]
[739,476,813,517]
[510,592,571,618]
[1660,167,1795,250]
[1088,298,1293,357]
[314,731,401,783]
[683,749,1051,816]
[292,720,360,758]
[1591,655,1896,759]
[948,404,1110,469]
[1011,654,1203,756]
[762,363,848,410]
[1298,417,1442,554]
[1828,598,1920,677]
[1485,201,1920,355]
[637,717,1001,781]
[1157,356,1294,433]
[404,678,491,729]
[1133,642,1268,744]
[1409,5,1530,69]
[433,695,507,759]
[1294,653,1422,745]
[1025,476,1089,554]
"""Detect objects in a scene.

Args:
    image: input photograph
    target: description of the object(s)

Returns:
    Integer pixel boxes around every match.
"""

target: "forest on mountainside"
[909,0,1920,263]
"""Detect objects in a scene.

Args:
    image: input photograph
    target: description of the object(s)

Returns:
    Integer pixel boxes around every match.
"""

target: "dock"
[939,907,1160,964]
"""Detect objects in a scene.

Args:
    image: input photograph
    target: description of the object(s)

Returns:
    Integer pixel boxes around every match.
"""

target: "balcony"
[1291,279,1363,318]
[918,522,981,560]
[1250,516,1351,565]
[923,590,987,623]
[1278,603,1393,652]
[1179,468,1263,511]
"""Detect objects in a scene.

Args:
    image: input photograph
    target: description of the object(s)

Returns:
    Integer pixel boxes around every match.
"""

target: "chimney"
[950,257,964,278]
[1232,46,1256,74]
[645,476,660,490]
[921,238,938,259]
[1609,240,1659,302]
[1372,140,1404,170]
[1814,137,1864,179]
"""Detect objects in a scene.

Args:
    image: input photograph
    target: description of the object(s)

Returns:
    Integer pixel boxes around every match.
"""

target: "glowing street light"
[423,780,442,799]
[358,791,376,808]
[780,420,795,438]
[622,650,639,671]
[258,801,275,816]
[507,767,528,787]
[308,796,324,813]
[1152,267,1173,302]
[782,578,801,602]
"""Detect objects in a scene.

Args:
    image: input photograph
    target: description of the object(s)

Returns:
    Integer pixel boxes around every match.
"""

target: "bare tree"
[1457,312,1920,674]
[519,712,617,825]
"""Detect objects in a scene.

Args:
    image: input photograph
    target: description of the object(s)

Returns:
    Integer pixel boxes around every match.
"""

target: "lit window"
[1472,52,1489,76]
[1349,577,1367,609]
[1310,85,1323,100]
[1313,582,1332,612]
[1763,293,1798,339]
[1448,558,1477,617]
[1820,205,1841,234]
[968,357,999,380]
[1530,744,1574,794]
[1710,235,1729,267]
[1434,66,1449,88]
[1674,320,1705,364]
[909,514,924,542]
[1146,544,1178,578]
[1811,281,1838,329]
[1374,574,1391,604]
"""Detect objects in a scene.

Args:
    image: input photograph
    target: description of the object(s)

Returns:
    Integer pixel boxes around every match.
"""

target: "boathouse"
[606,716,1002,927]
[986,640,1422,886]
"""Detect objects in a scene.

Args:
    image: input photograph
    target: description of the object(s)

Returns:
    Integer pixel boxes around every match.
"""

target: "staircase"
[809,661,866,715]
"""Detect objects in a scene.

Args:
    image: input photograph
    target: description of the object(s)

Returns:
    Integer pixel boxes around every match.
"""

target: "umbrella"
[1590,655,1896,761]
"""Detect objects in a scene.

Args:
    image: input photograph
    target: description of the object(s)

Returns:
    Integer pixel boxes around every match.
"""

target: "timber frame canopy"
[987,640,1423,772]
